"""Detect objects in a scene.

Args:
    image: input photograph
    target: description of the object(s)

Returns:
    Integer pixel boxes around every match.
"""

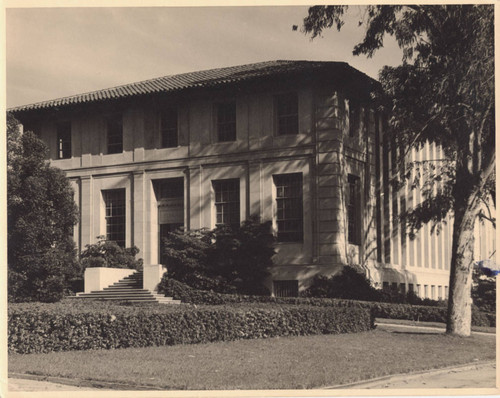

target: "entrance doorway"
[154,178,184,264]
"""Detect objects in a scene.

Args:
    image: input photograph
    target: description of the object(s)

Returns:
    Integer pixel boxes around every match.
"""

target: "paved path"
[8,377,101,391]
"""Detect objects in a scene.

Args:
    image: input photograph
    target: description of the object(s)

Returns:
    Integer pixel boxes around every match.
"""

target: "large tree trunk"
[446,197,478,336]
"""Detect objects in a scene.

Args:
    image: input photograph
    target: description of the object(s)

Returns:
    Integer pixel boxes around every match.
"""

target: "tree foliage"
[303,5,495,336]
[8,113,80,302]
[79,236,143,270]
[163,216,275,295]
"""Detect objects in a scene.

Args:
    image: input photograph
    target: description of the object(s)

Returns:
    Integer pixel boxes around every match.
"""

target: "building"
[8,60,495,298]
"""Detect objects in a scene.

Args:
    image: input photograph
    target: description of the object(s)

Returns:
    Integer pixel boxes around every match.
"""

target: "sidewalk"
[333,361,497,389]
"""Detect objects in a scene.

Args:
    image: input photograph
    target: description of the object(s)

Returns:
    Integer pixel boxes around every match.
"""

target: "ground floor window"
[103,189,126,247]
[273,280,298,297]
[213,179,240,229]
[274,173,303,242]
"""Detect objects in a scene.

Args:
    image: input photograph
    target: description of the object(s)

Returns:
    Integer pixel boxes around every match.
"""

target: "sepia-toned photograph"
[4,2,497,395]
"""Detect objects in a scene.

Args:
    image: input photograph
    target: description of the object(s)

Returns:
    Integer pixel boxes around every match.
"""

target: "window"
[103,189,126,247]
[275,92,298,135]
[213,179,240,229]
[160,108,178,148]
[274,173,303,242]
[445,286,449,298]
[216,102,236,142]
[431,285,436,300]
[416,284,421,296]
[349,100,360,137]
[424,285,429,298]
[382,281,389,290]
[408,283,414,293]
[107,114,123,154]
[348,174,361,245]
[399,283,406,295]
[438,285,442,300]
[274,280,298,297]
[57,121,71,159]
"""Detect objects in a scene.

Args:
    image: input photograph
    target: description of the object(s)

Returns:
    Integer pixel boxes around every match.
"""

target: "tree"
[303,5,495,336]
[7,113,80,302]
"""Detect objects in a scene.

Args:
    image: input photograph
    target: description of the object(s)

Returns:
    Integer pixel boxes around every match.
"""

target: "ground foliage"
[8,301,373,354]
[79,236,143,270]
[7,114,80,302]
[163,216,275,295]
[303,5,495,335]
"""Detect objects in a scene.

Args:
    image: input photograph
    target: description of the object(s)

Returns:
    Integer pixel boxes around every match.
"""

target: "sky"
[6,6,404,109]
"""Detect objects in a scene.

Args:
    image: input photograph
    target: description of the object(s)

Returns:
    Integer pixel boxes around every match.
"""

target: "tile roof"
[8,60,375,113]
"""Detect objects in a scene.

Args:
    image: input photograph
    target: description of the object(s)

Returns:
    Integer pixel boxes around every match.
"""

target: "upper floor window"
[160,108,178,148]
[274,173,303,242]
[349,100,360,137]
[107,114,123,154]
[103,189,126,247]
[347,174,361,245]
[57,121,71,159]
[216,102,236,142]
[275,92,298,135]
[213,179,240,229]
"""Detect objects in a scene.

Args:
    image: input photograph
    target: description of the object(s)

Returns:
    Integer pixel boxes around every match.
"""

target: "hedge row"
[159,278,495,327]
[8,301,373,354]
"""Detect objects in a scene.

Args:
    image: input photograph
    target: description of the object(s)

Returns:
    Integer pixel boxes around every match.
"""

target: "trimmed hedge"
[159,278,495,327]
[8,301,373,354]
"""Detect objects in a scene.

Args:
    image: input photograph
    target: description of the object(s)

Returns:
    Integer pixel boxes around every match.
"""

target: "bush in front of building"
[79,236,143,270]
[158,278,495,327]
[8,300,374,354]
[8,116,80,303]
[300,266,380,301]
[163,216,275,295]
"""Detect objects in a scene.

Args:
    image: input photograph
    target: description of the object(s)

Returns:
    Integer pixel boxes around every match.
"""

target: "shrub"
[8,301,373,354]
[301,266,380,301]
[79,236,143,270]
[158,278,495,327]
[163,216,275,295]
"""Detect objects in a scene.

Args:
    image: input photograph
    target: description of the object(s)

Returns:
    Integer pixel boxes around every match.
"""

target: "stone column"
[133,170,147,263]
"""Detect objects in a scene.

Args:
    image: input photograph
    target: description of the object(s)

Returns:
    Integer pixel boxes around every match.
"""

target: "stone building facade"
[9,60,495,298]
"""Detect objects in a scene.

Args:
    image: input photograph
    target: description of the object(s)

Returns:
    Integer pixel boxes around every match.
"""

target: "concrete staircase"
[75,271,180,305]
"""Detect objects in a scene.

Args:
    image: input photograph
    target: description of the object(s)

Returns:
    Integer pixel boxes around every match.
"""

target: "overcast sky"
[6,6,403,109]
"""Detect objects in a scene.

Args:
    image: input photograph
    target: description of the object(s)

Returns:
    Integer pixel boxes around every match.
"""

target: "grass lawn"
[9,328,495,390]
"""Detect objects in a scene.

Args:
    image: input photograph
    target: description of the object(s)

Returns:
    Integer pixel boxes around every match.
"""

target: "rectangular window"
[399,283,406,295]
[383,281,389,290]
[275,92,298,135]
[216,102,236,142]
[348,174,361,245]
[438,285,442,300]
[408,283,414,293]
[57,121,71,159]
[424,285,429,298]
[103,189,126,247]
[416,284,421,296]
[274,280,298,297]
[213,179,240,229]
[160,108,178,148]
[107,114,123,154]
[349,100,360,137]
[445,286,449,298]
[274,173,303,242]
[431,285,436,300]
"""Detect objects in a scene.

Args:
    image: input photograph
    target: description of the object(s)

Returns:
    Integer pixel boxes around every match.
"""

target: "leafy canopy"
[7,113,80,302]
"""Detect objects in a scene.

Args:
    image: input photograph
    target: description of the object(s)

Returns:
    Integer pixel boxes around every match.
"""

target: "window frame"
[56,121,72,159]
[102,189,126,247]
[106,114,123,154]
[215,101,237,142]
[273,280,299,298]
[275,92,299,136]
[273,173,303,242]
[212,178,240,229]
[347,174,361,245]
[159,107,179,148]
